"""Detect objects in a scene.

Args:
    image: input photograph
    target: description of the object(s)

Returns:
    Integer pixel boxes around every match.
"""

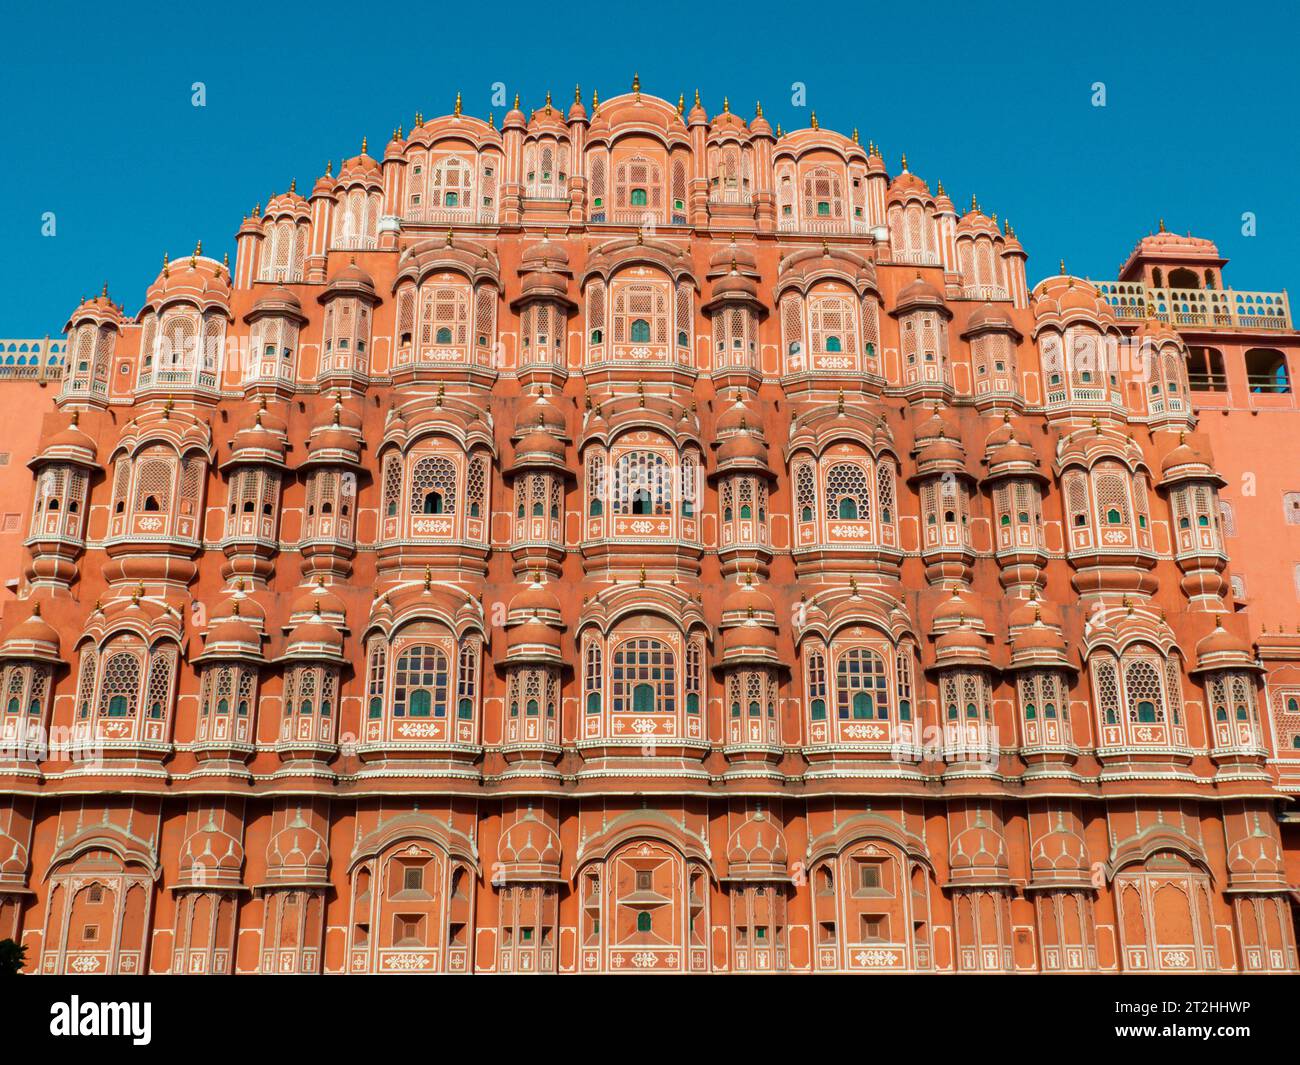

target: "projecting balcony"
[1093,281,1291,331]
[708,187,753,206]
[401,205,497,226]
[777,217,873,237]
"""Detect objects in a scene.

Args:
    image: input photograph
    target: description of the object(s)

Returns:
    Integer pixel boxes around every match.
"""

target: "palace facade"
[2,83,1300,974]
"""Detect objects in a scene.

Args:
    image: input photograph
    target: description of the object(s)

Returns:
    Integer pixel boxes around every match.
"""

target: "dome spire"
[361,136,367,154]
[810,111,818,129]
[632,71,640,97]
[454,91,463,117]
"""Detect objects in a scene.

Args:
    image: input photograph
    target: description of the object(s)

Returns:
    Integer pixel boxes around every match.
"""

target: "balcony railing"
[708,187,753,206]
[402,206,498,226]
[1093,281,1292,330]
[777,217,873,237]
[0,337,65,381]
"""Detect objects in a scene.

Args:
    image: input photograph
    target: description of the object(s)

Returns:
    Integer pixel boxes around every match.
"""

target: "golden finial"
[676,92,684,115]
[632,71,640,96]
[755,100,763,118]
[488,112,494,129]
[1158,218,1166,232]
[289,178,296,194]
[851,127,859,144]
[222,252,229,272]
[544,90,552,111]
[513,93,520,110]
[101,281,108,298]
[415,110,424,126]
[1059,259,1066,275]
[837,388,845,414]
[723,97,730,113]
[1006,220,1015,237]
[591,88,599,109]
[133,582,144,605]
[435,382,445,407]
[361,136,367,154]
[424,566,432,591]
[970,193,978,212]
[900,152,908,171]
[638,565,646,588]
[445,228,454,247]
[575,84,582,104]
[636,228,644,245]
[776,123,783,137]
[694,88,700,108]
[849,576,859,596]
[637,380,646,407]
[454,91,462,117]
[936,178,945,196]
[810,111,819,129]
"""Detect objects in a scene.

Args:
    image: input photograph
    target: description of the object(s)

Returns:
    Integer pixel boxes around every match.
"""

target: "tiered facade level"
[2,85,1299,975]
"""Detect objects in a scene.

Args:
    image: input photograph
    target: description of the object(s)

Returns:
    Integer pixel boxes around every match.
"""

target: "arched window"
[630,319,651,343]
[835,648,888,721]
[824,462,871,524]
[409,456,457,519]
[611,637,676,714]
[1246,348,1290,393]
[392,645,449,719]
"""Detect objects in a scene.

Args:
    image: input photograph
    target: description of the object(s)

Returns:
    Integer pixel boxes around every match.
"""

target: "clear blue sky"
[2,0,1296,336]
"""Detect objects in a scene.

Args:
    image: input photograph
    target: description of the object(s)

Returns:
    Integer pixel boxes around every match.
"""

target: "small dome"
[894,273,946,313]
[290,578,346,622]
[39,414,97,464]
[0,601,60,661]
[1192,617,1257,674]
[508,577,562,620]
[714,395,758,436]
[514,391,567,436]
[514,429,566,462]
[499,809,563,872]
[322,259,377,302]
[721,621,779,659]
[716,431,769,467]
[721,578,775,620]
[284,614,344,658]
[949,814,1010,883]
[963,301,1020,337]
[934,622,991,667]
